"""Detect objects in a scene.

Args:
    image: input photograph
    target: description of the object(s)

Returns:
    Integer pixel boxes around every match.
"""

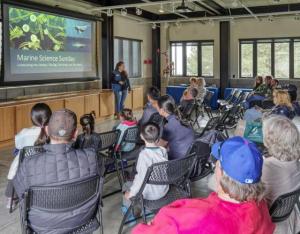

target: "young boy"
[122,123,169,216]
[138,86,160,127]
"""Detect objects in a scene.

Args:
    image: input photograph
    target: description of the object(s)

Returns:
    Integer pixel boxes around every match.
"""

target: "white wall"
[113,15,152,79]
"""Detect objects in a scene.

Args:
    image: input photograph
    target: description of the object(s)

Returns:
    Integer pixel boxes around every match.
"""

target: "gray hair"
[263,115,300,161]
[220,172,265,202]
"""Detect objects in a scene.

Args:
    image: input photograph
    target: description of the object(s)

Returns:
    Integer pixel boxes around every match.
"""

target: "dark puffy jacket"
[271,105,295,119]
[74,132,102,151]
[13,143,101,234]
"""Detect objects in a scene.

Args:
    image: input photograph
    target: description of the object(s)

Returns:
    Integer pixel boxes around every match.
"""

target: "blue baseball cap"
[211,136,263,184]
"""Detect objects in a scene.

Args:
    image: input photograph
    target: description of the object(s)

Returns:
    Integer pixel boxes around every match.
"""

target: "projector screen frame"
[1,0,101,86]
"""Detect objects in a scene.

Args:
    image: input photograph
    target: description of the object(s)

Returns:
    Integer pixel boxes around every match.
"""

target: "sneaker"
[121,205,137,226]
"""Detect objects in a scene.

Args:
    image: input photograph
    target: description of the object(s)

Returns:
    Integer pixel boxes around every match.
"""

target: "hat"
[211,136,263,184]
[48,109,77,139]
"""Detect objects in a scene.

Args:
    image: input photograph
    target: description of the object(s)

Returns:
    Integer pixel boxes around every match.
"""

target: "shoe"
[121,205,137,226]
[6,198,18,210]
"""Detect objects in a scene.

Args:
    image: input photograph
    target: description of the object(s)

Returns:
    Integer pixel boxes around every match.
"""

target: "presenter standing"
[111,61,131,118]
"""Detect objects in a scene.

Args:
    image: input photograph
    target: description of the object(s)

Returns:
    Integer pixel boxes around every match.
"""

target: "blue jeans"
[114,90,128,114]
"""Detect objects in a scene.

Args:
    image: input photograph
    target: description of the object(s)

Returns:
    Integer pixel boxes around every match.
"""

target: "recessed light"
[121,8,127,16]
[136,8,142,16]
[158,4,165,13]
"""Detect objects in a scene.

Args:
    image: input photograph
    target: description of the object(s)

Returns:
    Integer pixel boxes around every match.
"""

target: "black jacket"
[13,143,102,233]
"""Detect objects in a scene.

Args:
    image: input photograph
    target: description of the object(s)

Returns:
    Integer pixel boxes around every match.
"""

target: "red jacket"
[133,192,275,234]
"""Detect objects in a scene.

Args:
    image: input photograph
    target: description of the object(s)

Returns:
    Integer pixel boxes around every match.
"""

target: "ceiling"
[27,0,300,23]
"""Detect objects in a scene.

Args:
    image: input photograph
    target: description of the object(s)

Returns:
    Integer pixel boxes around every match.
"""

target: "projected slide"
[4,5,97,82]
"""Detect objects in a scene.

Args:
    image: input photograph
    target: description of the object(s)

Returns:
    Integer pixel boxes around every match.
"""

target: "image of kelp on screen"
[9,7,67,51]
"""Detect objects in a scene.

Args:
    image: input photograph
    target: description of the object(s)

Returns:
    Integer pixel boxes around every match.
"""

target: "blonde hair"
[189,77,197,84]
[273,89,292,108]
[220,171,265,202]
[263,115,300,161]
[197,77,206,88]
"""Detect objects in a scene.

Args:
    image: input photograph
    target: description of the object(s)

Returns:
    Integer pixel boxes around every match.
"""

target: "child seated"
[74,111,102,150]
[122,123,169,217]
[116,109,137,152]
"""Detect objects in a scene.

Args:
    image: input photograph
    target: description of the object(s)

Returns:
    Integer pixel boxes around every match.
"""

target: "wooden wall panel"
[84,94,100,118]
[132,87,144,109]
[100,91,115,117]
[0,106,15,141]
[45,100,64,112]
[65,96,85,122]
[124,91,133,109]
[16,103,36,133]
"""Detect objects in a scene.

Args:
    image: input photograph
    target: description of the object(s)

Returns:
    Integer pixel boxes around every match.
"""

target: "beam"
[238,0,259,21]
[152,25,161,89]
[220,21,230,98]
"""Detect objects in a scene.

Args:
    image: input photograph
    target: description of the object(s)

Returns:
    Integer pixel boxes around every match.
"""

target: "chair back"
[24,176,102,233]
[19,146,46,163]
[122,126,140,144]
[145,154,196,186]
[269,187,300,223]
[204,91,214,106]
[98,130,120,151]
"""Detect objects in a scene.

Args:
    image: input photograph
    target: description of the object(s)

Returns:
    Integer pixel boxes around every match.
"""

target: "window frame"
[239,37,300,79]
[114,36,142,78]
[170,40,214,78]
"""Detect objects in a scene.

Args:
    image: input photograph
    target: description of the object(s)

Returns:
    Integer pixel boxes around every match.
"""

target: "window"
[240,43,253,78]
[257,42,271,76]
[239,38,300,79]
[170,41,214,77]
[114,38,141,78]
[294,41,300,78]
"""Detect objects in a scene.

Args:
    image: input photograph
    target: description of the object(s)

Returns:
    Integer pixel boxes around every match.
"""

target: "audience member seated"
[133,136,275,234]
[253,75,263,92]
[287,84,300,116]
[262,116,300,233]
[122,123,168,220]
[116,108,137,152]
[5,103,52,209]
[245,75,273,109]
[13,109,101,233]
[74,111,102,150]
[195,77,206,101]
[271,78,280,89]
[157,95,194,160]
[179,87,198,118]
[138,86,160,127]
[244,89,295,121]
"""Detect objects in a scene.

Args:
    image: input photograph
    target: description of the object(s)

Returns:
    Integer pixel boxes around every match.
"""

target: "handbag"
[243,121,263,143]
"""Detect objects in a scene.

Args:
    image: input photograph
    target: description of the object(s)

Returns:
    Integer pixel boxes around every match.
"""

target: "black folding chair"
[269,187,300,223]
[96,130,123,198]
[9,146,46,213]
[116,126,142,180]
[21,176,104,234]
[203,91,214,118]
[118,154,197,234]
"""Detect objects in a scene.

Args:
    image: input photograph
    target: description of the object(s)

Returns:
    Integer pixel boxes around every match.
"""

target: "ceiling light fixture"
[136,8,142,16]
[267,15,274,22]
[158,4,165,13]
[176,0,193,13]
[232,0,239,8]
[107,9,113,17]
[121,8,127,16]
[152,23,157,30]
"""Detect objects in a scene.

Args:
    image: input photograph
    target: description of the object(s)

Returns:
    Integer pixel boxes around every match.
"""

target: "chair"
[269,187,300,223]
[9,146,46,213]
[116,126,142,180]
[118,154,197,234]
[21,176,104,234]
[203,91,214,118]
[97,130,123,197]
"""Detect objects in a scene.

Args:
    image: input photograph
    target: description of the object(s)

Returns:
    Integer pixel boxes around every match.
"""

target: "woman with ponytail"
[75,111,102,150]
[157,95,195,160]
[6,103,52,209]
